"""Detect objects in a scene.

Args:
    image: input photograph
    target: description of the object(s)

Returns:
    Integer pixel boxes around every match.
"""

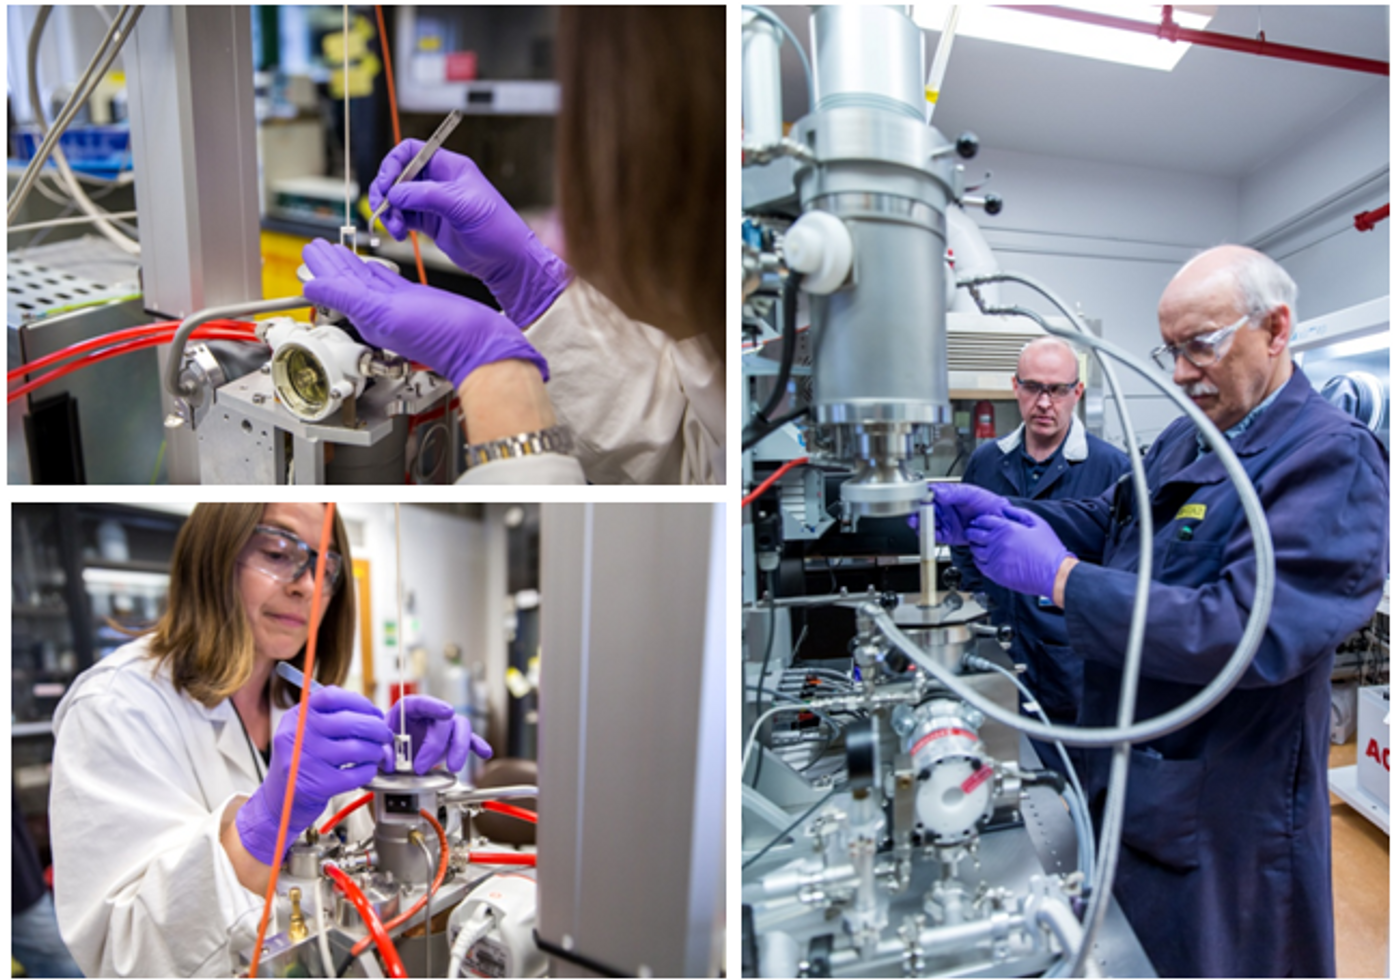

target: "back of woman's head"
[147,503,356,708]
[557,6,724,360]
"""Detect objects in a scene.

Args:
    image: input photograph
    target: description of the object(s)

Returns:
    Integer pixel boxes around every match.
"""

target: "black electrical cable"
[742,405,810,452]
[944,443,967,477]
[741,787,837,870]
[533,929,634,978]
[743,272,804,451]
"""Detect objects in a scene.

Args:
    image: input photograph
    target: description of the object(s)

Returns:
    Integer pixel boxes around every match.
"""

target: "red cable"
[482,800,538,824]
[319,792,374,835]
[350,808,451,959]
[7,329,262,404]
[248,504,338,980]
[741,457,810,509]
[467,851,537,867]
[325,862,410,979]
[375,4,428,287]
[7,319,255,385]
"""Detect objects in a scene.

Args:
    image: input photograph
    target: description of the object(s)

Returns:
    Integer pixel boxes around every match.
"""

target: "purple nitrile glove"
[235,687,393,866]
[302,239,548,387]
[369,141,571,327]
[905,484,1011,547]
[966,506,1073,599]
[381,695,493,775]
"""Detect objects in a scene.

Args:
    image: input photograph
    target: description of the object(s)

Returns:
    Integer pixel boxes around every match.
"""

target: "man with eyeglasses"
[930,246,1387,977]
[948,337,1128,779]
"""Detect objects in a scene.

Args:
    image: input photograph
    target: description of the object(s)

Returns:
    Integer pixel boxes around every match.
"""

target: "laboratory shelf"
[1328,765,1389,835]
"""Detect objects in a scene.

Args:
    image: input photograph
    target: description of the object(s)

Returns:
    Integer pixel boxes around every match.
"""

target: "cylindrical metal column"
[789,5,958,517]
[812,5,926,120]
[742,13,785,145]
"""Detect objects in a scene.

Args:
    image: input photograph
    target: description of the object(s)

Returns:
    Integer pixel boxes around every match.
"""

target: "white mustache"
[1183,381,1219,398]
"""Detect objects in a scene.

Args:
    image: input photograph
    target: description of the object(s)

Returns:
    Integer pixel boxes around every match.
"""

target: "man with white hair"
[948,337,1127,777]
[932,245,1388,977]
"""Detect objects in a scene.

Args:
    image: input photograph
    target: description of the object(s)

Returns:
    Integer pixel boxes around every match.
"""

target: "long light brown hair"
[556,6,724,363]
[146,503,356,709]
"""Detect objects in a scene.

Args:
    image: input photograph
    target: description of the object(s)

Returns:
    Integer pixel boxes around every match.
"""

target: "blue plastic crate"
[13,125,132,179]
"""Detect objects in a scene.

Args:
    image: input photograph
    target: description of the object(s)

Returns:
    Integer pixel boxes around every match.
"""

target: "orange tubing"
[7,328,261,404]
[375,4,428,286]
[325,862,410,979]
[248,504,338,980]
[350,808,450,959]
[482,800,538,824]
[741,457,810,509]
[319,792,374,836]
[7,319,254,384]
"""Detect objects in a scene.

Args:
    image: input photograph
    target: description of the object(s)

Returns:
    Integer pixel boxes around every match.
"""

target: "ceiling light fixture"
[912,4,1216,71]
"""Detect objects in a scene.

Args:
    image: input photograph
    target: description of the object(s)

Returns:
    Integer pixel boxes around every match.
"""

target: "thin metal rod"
[344,4,351,231]
[395,502,406,741]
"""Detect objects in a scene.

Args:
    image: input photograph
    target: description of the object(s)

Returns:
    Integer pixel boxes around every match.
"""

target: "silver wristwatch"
[464,424,575,469]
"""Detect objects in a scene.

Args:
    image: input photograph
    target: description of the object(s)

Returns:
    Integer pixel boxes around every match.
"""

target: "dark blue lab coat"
[952,419,1129,765]
[1031,366,1388,978]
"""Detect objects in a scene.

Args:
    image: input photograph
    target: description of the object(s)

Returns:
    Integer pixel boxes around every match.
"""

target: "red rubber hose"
[7,319,254,384]
[482,800,538,824]
[7,329,261,404]
[350,809,451,959]
[468,851,537,867]
[324,862,409,978]
[319,792,375,836]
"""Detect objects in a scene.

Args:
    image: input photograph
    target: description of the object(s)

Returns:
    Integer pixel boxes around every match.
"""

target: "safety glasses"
[237,525,343,592]
[1014,377,1080,401]
[1151,314,1252,371]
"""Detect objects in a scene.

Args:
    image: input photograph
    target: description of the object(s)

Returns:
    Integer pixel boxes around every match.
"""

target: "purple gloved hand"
[235,687,393,866]
[369,141,571,327]
[302,239,548,387]
[966,506,1073,599]
[381,695,493,775]
[906,484,1011,546]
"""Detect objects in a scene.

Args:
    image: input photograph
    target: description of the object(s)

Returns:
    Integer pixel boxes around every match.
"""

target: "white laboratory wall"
[335,504,494,726]
[973,79,1389,453]
[1239,82,1389,322]
[970,147,1238,448]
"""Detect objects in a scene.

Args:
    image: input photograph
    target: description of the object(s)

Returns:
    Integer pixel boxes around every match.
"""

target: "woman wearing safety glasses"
[46,503,491,979]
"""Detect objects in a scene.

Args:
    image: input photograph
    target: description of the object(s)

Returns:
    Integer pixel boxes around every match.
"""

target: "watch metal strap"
[464,424,575,469]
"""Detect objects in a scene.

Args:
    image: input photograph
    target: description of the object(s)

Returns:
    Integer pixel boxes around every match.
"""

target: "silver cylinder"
[809,215,948,423]
[812,6,926,121]
[793,6,960,517]
[742,13,785,145]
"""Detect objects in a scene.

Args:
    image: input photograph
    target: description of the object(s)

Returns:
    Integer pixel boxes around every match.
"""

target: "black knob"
[879,590,900,610]
[997,625,1013,645]
[956,132,980,159]
[983,193,1004,216]
[942,566,963,590]
[885,649,911,675]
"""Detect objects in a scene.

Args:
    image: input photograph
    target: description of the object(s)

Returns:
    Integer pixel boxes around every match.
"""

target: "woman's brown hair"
[556,6,724,361]
[146,503,356,709]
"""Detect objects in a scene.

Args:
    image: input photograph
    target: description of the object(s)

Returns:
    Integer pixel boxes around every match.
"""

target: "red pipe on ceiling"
[996,5,1389,76]
[1354,204,1388,232]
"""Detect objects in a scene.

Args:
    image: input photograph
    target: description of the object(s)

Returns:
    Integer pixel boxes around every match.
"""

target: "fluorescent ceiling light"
[913,4,1216,71]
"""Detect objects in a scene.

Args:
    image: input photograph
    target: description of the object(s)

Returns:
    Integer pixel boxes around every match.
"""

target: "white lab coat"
[456,278,723,485]
[49,637,372,978]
